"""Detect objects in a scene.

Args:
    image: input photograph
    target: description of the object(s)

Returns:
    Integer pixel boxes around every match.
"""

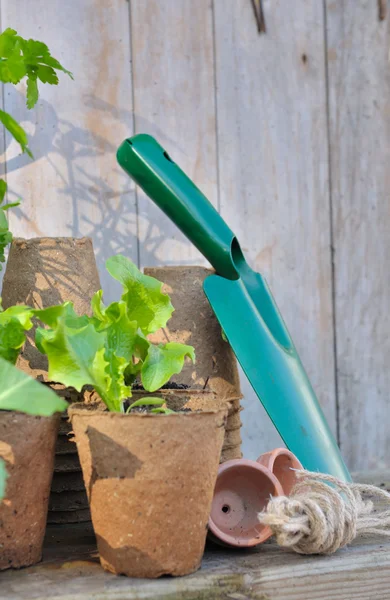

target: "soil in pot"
[0,412,59,570]
[69,403,227,578]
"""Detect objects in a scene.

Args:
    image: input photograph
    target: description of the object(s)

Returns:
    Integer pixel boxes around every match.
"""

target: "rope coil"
[258,470,390,554]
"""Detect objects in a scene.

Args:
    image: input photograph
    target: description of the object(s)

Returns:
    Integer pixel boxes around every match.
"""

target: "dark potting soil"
[124,404,193,415]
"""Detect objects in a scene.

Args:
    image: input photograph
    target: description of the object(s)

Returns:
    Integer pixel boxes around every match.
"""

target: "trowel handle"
[117,134,239,280]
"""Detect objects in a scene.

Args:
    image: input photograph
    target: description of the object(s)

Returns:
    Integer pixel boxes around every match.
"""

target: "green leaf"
[106,255,174,334]
[0,355,68,415]
[0,458,8,501]
[0,29,18,57]
[150,407,175,414]
[141,342,195,392]
[37,309,106,391]
[126,397,165,413]
[103,350,131,412]
[36,64,58,85]
[0,306,34,364]
[26,77,38,109]
[0,110,32,157]
[1,202,20,211]
[0,320,26,364]
[0,180,7,204]
[0,305,34,330]
[36,302,129,412]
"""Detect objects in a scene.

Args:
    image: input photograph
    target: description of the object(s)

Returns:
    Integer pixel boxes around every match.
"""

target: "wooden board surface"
[0,0,389,469]
[130,0,218,268]
[0,522,390,600]
[326,0,390,471]
[213,0,337,455]
[1,0,136,300]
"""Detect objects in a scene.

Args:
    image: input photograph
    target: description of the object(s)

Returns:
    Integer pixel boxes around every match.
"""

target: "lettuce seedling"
[0,304,34,363]
[36,256,195,413]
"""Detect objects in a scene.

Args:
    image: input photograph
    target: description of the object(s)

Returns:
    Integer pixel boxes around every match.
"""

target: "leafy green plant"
[0,356,68,500]
[0,304,34,363]
[36,255,195,413]
[126,397,174,415]
[0,27,72,269]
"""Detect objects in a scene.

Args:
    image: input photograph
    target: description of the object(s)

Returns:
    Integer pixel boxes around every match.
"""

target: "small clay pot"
[0,412,59,570]
[69,404,227,578]
[257,448,303,495]
[208,459,283,547]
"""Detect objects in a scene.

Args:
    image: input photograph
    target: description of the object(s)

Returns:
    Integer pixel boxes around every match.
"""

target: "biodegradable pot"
[0,412,59,570]
[208,459,283,548]
[1,237,101,380]
[257,448,303,495]
[130,389,242,463]
[144,266,243,461]
[70,405,227,578]
[144,267,241,398]
[46,384,94,523]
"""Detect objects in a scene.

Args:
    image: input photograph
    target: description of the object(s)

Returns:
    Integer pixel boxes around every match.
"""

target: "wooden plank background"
[0,0,388,471]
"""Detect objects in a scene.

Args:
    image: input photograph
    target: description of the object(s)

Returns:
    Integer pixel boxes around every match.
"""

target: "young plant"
[126,397,174,415]
[0,303,34,363]
[36,255,195,413]
[0,27,72,268]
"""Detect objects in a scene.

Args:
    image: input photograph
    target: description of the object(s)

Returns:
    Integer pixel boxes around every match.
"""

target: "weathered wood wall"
[1,0,388,471]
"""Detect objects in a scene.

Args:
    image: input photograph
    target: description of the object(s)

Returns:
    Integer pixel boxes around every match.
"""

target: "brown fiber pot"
[1,237,101,380]
[69,405,227,578]
[0,412,59,570]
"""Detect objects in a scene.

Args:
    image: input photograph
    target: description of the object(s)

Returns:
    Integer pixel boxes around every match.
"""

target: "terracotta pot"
[0,412,59,570]
[208,459,283,547]
[69,404,227,578]
[257,448,303,495]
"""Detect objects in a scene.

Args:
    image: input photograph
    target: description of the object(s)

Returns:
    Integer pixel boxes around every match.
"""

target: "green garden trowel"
[117,134,351,482]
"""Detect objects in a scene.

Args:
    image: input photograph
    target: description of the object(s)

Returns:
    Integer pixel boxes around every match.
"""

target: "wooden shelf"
[0,521,390,600]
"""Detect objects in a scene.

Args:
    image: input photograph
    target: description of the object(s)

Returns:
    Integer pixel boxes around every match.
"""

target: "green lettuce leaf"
[141,342,195,392]
[106,255,174,334]
[0,458,8,501]
[36,302,131,412]
[0,355,67,415]
[0,305,34,363]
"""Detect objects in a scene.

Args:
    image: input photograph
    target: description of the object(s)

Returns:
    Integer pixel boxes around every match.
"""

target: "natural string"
[258,470,390,555]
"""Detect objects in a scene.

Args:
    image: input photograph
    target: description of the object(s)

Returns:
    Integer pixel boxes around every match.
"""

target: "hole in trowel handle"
[163,150,173,162]
[230,237,250,279]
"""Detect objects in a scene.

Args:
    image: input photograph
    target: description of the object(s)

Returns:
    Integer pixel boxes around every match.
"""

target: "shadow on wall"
[2,91,199,301]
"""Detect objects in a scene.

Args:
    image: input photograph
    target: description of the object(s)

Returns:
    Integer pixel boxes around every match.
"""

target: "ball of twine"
[258,470,390,554]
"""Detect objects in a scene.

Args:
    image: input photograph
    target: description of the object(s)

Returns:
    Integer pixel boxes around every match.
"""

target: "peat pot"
[69,404,227,578]
[0,412,59,570]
